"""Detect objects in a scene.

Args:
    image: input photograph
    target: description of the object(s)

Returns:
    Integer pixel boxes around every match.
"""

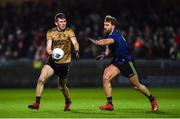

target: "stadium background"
[0,0,180,118]
[0,0,180,88]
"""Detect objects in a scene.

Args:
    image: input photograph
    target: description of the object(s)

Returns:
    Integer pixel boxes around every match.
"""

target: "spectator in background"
[0,0,179,60]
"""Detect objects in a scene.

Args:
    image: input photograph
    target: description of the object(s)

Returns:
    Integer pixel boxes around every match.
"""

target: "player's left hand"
[74,50,79,60]
[96,54,105,61]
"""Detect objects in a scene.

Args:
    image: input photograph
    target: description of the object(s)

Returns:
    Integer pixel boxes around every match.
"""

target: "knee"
[103,75,110,83]
[59,85,67,91]
[133,86,138,90]
[38,77,45,85]
[59,86,63,91]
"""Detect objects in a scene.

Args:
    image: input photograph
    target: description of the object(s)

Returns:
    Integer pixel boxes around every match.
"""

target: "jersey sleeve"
[68,29,75,38]
[108,33,118,43]
[46,31,52,41]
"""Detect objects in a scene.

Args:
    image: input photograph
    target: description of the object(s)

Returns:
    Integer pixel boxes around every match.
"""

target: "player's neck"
[56,27,65,32]
[109,28,114,35]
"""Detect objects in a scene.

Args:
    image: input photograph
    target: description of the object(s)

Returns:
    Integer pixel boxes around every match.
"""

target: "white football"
[52,48,64,60]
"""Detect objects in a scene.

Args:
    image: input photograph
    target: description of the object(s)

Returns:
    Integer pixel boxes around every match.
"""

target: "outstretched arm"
[96,38,114,46]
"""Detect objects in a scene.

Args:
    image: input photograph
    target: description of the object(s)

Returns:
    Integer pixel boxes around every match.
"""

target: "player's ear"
[55,21,58,26]
[112,25,115,29]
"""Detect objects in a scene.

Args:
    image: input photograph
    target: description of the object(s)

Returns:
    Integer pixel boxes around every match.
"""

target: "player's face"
[55,18,67,31]
[104,22,113,34]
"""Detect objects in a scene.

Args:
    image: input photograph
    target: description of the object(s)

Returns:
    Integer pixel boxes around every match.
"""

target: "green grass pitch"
[0,88,180,118]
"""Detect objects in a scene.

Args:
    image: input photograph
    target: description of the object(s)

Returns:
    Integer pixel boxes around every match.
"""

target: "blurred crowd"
[0,0,180,61]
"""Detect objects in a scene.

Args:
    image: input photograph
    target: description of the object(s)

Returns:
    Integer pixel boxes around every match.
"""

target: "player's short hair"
[55,13,66,21]
[104,15,117,26]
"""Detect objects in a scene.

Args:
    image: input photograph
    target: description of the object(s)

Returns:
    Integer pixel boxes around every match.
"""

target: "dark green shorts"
[112,61,137,78]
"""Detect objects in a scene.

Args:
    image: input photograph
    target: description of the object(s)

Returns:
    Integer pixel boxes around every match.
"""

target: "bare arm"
[104,45,110,56]
[70,37,79,52]
[96,38,114,46]
[46,40,52,55]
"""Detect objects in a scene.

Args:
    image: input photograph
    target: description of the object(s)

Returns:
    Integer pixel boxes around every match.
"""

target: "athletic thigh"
[39,64,54,81]
[103,64,120,81]
[129,74,141,87]
[56,64,70,87]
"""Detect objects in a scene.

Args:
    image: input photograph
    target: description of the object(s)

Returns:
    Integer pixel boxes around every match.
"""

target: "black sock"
[107,97,112,104]
[148,95,155,102]
[36,96,41,104]
[65,98,71,104]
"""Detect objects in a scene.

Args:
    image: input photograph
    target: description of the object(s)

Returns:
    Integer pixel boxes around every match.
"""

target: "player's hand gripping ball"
[52,48,64,61]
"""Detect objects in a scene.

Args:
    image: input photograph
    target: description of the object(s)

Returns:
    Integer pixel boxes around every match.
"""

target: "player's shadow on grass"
[119,109,169,115]
[145,110,169,114]
[71,109,116,115]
